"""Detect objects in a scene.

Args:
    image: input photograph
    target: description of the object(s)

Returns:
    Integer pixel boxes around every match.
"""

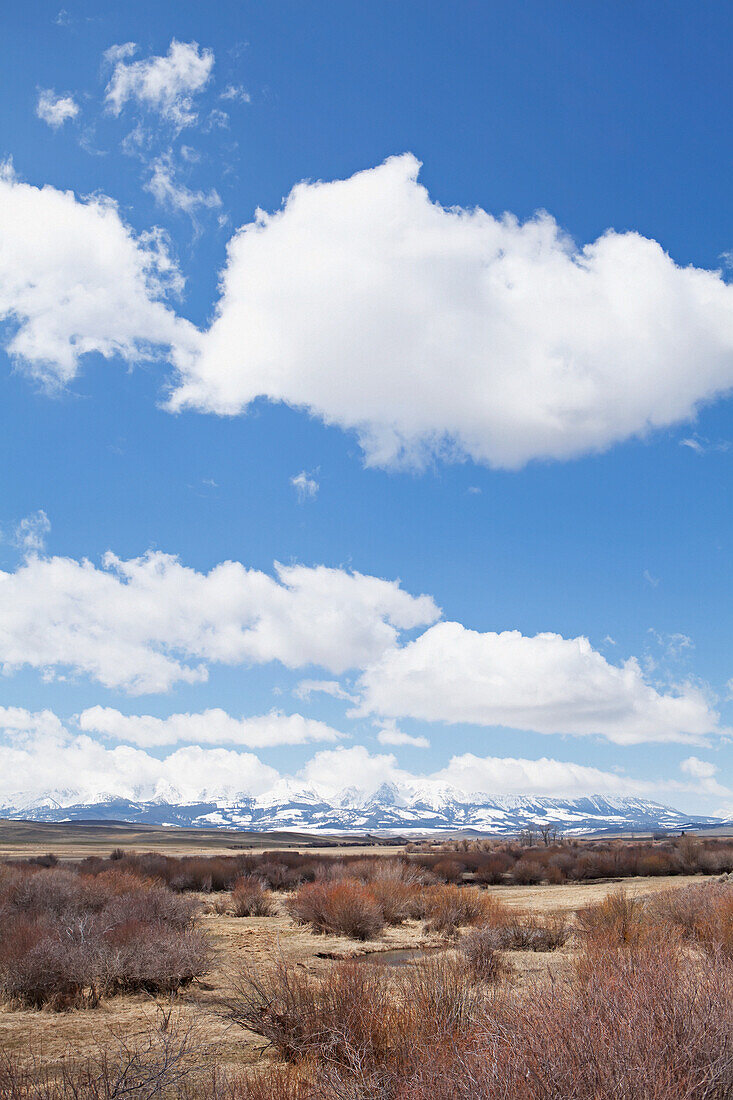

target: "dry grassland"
[0,871,714,1084]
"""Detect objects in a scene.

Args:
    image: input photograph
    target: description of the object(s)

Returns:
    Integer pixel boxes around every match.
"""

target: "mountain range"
[1,781,725,836]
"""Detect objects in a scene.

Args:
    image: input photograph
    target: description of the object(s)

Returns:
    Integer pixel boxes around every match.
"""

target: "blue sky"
[0,1,732,814]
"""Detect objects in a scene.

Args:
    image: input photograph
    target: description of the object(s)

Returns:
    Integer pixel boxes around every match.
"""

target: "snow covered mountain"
[0,782,723,835]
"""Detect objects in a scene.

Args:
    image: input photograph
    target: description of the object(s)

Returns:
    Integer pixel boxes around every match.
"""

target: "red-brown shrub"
[575,889,649,947]
[229,877,276,917]
[480,909,570,951]
[460,927,512,980]
[474,854,512,885]
[510,859,544,885]
[0,864,210,1008]
[286,879,385,939]
[432,859,465,883]
[422,885,509,935]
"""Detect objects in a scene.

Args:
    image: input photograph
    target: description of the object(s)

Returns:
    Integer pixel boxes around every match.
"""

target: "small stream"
[347,947,443,967]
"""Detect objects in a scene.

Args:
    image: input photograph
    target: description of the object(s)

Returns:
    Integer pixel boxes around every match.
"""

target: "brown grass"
[1,849,731,1099]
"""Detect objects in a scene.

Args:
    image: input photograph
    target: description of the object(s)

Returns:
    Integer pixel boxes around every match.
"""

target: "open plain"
[1,825,731,1096]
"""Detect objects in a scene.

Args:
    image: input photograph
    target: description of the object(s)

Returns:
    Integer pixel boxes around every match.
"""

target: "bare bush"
[229,877,276,917]
[156,935,733,1100]
[422,885,508,935]
[510,859,545,885]
[460,927,511,981]
[286,879,385,939]
[0,1013,203,1098]
[576,889,649,948]
[480,910,570,951]
[0,865,210,1009]
[226,953,488,1079]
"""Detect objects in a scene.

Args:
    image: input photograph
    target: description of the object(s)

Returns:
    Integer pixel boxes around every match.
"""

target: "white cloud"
[375,720,429,749]
[0,162,196,387]
[105,40,214,128]
[295,744,653,801]
[297,745,403,799]
[679,434,730,455]
[0,709,724,809]
[679,756,730,797]
[36,90,79,128]
[169,153,733,470]
[220,84,250,103]
[432,753,652,798]
[103,42,137,65]
[78,705,344,747]
[0,550,439,693]
[291,470,319,501]
[680,755,717,780]
[145,154,221,217]
[294,679,357,703]
[13,510,50,554]
[680,436,705,454]
[0,708,277,805]
[11,154,733,473]
[204,108,229,130]
[355,621,723,745]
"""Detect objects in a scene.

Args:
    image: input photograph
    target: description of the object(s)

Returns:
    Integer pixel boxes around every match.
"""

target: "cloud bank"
[0,542,722,745]
[78,706,345,748]
[0,708,674,808]
[170,153,733,469]
[5,155,733,470]
[0,550,439,692]
[356,621,721,745]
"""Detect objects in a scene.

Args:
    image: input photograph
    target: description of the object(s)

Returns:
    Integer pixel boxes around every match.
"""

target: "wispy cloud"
[144,153,221,219]
[13,510,50,555]
[680,433,730,455]
[291,470,319,502]
[104,40,214,129]
[36,90,79,128]
[376,720,429,749]
[220,84,250,103]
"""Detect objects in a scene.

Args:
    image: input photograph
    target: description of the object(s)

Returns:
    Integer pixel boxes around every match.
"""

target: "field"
[0,820,400,860]
[1,827,731,1098]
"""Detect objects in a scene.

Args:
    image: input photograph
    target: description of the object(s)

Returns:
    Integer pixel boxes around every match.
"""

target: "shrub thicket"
[0,866,210,1009]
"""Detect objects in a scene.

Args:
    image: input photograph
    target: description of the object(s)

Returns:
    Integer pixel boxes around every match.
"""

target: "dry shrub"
[256,861,304,891]
[0,865,210,1009]
[422,885,509,935]
[474,853,512,885]
[575,889,649,947]
[405,941,733,1100]
[368,878,422,924]
[510,859,545,885]
[0,1013,202,1098]
[460,927,512,981]
[432,859,465,883]
[230,877,276,917]
[167,940,733,1100]
[286,879,385,939]
[203,1064,317,1100]
[225,958,396,1064]
[482,909,570,951]
[649,881,733,956]
[226,953,488,1076]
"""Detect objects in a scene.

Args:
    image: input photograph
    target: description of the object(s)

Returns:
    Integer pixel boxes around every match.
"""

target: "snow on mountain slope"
[0,785,722,834]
